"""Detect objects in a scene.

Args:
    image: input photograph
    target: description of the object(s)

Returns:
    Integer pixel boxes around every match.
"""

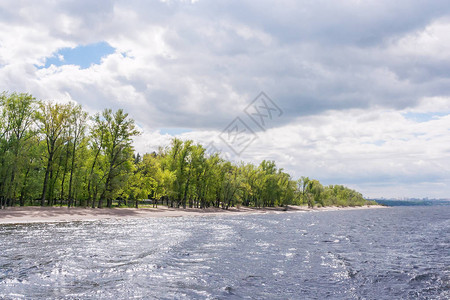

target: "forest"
[0,92,376,209]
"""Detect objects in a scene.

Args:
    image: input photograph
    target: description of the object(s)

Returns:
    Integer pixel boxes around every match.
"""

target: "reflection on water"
[0,206,449,299]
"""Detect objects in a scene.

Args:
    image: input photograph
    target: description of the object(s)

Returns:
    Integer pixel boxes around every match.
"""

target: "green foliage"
[321,185,370,207]
[0,91,373,209]
[0,92,38,207]
[97,109,140,208]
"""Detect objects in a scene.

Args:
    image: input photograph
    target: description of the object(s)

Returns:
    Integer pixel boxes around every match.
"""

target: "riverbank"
[0,205,386,224]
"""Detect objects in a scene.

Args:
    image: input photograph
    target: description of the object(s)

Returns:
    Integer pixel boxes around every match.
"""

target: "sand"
[0,205,386,225]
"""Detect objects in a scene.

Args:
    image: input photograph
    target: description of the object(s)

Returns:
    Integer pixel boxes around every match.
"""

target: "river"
[0,206,448,299]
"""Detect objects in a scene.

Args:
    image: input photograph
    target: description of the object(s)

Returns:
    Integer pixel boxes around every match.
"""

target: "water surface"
[1,206,449,299]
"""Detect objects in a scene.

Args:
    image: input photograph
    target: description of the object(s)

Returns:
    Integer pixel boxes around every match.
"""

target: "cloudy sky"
[1,0,449,199]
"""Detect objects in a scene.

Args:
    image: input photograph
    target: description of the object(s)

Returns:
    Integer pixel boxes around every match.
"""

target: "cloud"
[0,0,449,198]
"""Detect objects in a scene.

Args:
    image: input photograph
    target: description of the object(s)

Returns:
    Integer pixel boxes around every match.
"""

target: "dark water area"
[375,199,450,206]
[0,206,449,299]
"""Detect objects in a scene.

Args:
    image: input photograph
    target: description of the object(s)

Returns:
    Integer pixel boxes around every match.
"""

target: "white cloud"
[132,104,449,198]
[389,19,450,60]
[409,96,450,113]
[0,0,450,198]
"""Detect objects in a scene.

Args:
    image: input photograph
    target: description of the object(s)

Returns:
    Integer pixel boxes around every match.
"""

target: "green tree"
[0,91,374,210]
[304,179,323,208]
[164,139,193,208]
[276,171,295,208]
[98,109,140,208]
[87,113,107,208]
[221,162,242,209]
[0,92,37,208]
[67,104,88,207]
[36,101,71,206]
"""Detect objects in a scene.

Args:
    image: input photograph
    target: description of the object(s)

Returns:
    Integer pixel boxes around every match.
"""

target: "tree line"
[0,92,375,209]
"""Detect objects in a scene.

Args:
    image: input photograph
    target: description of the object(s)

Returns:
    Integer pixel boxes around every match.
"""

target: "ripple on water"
[0,206,449,299]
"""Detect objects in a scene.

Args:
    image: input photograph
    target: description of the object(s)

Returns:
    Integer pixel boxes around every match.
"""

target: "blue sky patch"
[160,128,192,135]
[41,42,115,69]
[403,112,448,123]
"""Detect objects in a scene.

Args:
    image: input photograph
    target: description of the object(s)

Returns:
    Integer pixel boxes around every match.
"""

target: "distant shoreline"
[0,205,386,225]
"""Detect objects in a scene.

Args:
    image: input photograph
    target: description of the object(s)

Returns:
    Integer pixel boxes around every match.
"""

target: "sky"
[0,0,449,199]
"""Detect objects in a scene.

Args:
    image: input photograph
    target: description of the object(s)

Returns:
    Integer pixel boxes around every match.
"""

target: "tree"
[67,104,88,207]
[0,93,36,208]
[87,113,107,208]
[124,163,154,208]
[139,152,174,203]
[0,91,374,210]
[297,176,310,205]
[276,171,295,209]
[221,162,242,209]
[98,109,140,208]
[0,93,37,208]
[304,179,323,208]
[17,135,43,206]
[36,101,71,206]
[163,139,193,208]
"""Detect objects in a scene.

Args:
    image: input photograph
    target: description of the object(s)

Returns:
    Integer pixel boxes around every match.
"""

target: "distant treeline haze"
[0,92,375,209]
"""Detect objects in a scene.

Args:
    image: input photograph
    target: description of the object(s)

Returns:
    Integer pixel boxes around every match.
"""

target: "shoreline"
[0,205,386,225]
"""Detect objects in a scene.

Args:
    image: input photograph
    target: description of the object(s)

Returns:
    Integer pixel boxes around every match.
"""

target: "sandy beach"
[0,205,386,225]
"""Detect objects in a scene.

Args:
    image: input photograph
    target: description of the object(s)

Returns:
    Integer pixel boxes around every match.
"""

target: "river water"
[0,206,449,299]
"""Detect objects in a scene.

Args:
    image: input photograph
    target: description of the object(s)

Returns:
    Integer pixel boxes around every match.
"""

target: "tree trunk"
[41,154,53,206]
[5,170,16,207]
[100,172,112,208]
[88,144,102,208]
[60,145,69,206]
[68,138,77,208]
